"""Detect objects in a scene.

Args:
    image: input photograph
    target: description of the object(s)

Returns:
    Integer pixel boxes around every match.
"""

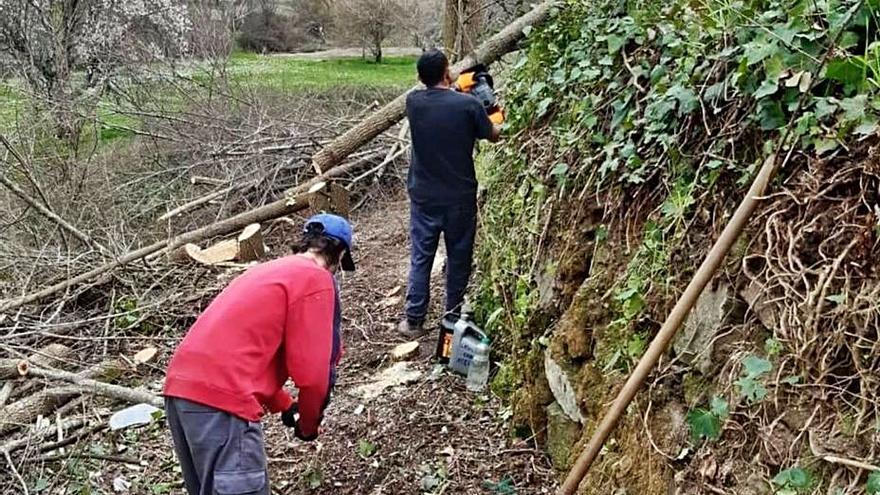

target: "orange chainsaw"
[454,64,504,125]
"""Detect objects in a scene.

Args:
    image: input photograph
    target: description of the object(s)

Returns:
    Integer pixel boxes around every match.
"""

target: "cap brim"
[341,249,355,271]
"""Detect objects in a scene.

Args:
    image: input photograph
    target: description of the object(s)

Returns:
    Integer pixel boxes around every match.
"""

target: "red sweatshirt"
[163,255,339,437]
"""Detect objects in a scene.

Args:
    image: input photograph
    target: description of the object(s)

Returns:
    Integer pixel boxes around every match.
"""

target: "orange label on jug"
[441,334,453,358]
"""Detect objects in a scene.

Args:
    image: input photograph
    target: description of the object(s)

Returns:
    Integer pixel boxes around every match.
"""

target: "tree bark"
[20,364,162,409]
[0,360,122,436]
[0,344,71,380]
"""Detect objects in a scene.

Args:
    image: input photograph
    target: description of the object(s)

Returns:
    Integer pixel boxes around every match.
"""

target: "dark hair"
[417,49,449,87]
[293,232,345,268]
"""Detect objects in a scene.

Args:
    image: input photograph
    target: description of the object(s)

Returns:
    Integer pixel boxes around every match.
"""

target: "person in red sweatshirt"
[163,213,353,495]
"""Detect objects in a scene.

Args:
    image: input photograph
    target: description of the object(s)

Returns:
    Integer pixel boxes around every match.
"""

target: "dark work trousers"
[405,200,477,323]
[165,397,270,495]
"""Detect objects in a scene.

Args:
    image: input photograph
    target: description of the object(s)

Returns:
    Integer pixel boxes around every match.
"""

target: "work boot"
[398,318,427,339]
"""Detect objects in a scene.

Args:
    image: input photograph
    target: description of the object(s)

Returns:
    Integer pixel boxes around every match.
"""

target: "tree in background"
[401,0,443,51]
[0,0,191,142]
[236,0,333,53]
[442,0,482,61]
[333,0,403,63]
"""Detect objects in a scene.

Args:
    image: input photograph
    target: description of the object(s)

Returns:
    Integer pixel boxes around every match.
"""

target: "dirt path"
[258,192,558,494]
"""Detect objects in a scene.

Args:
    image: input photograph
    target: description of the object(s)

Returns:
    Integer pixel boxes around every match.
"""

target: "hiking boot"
[397,318,427,339]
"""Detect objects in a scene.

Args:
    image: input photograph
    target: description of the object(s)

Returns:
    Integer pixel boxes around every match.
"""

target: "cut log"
[186,239,239,265]
[0,2,557,314]
[0,344,71,380]
[0,360,122,436]
[307,181,350,217]
[391,342,420,361]
[237,224,265,262]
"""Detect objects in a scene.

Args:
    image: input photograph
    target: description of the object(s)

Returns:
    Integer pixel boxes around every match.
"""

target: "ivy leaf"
[855,118,878,135]
[742,355,772,378]
[773,467,812,490]
[305,468,323,489]
[758,100,786,130]
[782,375,801,385]
[814,98,838,120]
[33,479,49,493]
[550,162,570,179]
[687,408,721,442]
[772,24,799,44]
[826,58,865,88]
[867,471,880,494]
[839,95,868,121]
[736,376,769,402]
[607,34,627,53]
[536,97,553,118]
[668,85,699,115]
[814,138,840,155]
[753,79,779,99]
[840,31,861,49]
[744,40,777,65]
[710,396,729,419]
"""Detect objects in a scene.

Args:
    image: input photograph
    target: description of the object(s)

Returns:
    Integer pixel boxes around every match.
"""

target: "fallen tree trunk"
[308,0,558,175]
[0,1,558,314]
[0,344,71,380]
[0,360,122,436]
[19,364,162,409]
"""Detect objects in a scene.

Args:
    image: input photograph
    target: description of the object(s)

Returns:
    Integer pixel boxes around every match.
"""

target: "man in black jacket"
[398,49,501,338]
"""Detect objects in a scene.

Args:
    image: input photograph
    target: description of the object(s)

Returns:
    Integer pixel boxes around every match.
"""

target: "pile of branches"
[0,92,410,494]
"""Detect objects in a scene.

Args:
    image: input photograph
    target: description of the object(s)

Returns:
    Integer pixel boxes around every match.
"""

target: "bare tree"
[443,0,483,60]
[334,0,403,63]
[0,0,191,142]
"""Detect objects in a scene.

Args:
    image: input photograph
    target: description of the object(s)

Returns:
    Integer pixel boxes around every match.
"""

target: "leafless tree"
[0,0,191,142]
[334,0,404,63]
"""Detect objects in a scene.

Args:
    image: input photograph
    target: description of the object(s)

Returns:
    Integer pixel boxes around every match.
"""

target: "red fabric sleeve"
[285,285,334,437]
[266,389,294,413]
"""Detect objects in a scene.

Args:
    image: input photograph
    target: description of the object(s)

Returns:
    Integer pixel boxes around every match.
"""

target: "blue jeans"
[405,200,477,323]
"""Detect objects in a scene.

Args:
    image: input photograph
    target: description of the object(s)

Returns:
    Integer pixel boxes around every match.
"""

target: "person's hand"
[281,403,298,428]
[294,421,319,442]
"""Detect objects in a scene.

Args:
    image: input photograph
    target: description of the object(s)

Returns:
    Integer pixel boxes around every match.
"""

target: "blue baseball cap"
[304,213,355,271]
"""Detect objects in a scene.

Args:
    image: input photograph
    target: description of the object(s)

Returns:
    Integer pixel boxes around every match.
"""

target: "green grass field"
[0,53,417,138]
[227,52,416,91]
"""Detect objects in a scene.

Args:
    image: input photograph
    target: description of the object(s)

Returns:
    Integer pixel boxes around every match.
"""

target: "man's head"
[296,213,355,273]
[417,49,451,88]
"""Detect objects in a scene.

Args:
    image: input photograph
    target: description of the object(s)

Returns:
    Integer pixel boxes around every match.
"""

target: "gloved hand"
[281,403,298,428]
[281,402,320,442]
[489,108,505,125]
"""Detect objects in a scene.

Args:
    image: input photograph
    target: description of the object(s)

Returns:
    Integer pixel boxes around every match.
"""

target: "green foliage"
[686,396,729,443]
[867,472,880,494]
[304,468,324,489]
[772,466,814,494]
[736,354,773,402]
[357,439,377,458]
[483,476,517,495]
